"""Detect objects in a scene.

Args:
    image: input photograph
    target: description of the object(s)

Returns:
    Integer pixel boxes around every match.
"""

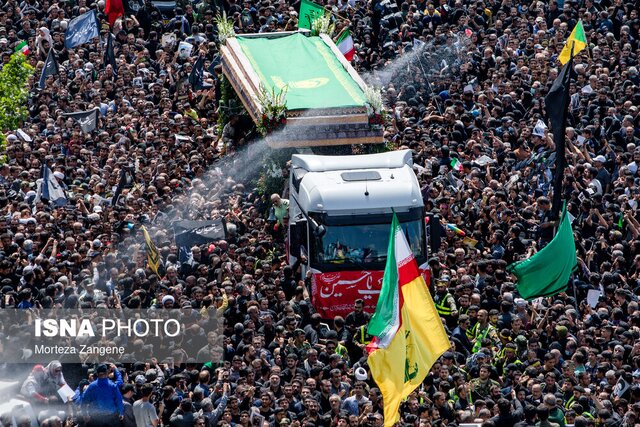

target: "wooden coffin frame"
[220,31,383,148]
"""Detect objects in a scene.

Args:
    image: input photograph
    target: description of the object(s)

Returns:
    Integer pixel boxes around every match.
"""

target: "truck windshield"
[311,217,425,268]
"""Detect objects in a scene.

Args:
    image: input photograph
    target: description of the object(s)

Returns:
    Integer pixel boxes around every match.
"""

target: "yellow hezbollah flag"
[558,20,587,65]
[367,214,450,427]
[141,225,161,275]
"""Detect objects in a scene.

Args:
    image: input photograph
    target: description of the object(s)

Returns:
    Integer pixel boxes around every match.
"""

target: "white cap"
[354,367,368,381]
[53,171,64,180]
[532,119,547,137]
[594,155,606,163]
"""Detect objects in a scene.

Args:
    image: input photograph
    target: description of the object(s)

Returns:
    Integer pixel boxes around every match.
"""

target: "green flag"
[367,213,399,339]
[558,20,587,65]
[507,204,577,300]
[298,0,326,30]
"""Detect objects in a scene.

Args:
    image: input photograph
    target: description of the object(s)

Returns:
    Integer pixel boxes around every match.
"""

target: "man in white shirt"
[133,384,159,427]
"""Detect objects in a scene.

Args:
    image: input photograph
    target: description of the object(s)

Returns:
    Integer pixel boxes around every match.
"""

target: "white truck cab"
[288,149,429,318]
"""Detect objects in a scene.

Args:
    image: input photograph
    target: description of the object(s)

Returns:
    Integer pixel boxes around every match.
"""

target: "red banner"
[311,267,430,318]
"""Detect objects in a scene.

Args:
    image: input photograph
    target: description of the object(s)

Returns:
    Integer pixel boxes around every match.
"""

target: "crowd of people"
[0,0,640,425]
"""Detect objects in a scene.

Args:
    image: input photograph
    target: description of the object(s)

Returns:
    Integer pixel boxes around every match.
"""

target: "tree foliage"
[0,53,34,161]
[0,53,33,131]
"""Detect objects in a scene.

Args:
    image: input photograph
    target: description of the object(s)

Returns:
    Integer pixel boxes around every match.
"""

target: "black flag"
[64,10,100,49]
[39,48,59,89]
[62,108,100,133]
[545,56,574,219]
[173,219,227,261]
[208,53,221,75]
[104,33,117,74]
[188,55,205,90]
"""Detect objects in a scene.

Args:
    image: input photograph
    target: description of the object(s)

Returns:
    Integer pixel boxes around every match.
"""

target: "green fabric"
[549,407,566,427]
[237,34,366,110]
[573,20,587,43]
[368,214,399,339]
[336,29,350,44]
[15,41,27,51]
[508,205,577,300]
[298,0,326,30]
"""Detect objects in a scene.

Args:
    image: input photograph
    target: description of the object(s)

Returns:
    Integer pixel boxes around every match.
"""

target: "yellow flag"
[462,236,478,247]
[558,20,587,65]
[367,214,450,426]
[141,225,161,275]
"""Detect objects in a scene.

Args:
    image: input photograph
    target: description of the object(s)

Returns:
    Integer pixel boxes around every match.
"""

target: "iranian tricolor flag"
[15,41,30,55]
[366,214,450,426]
[450,157,463,171]
[337,29,355,61]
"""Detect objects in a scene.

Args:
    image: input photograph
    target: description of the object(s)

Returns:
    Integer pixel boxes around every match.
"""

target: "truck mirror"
[267,206,277,222]
[290,220,309,259]
[313,225,326,238]
[427,213,442,253]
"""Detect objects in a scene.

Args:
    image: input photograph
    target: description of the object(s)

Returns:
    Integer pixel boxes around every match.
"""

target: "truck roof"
[291,149,423,215]
[291,149,413,172]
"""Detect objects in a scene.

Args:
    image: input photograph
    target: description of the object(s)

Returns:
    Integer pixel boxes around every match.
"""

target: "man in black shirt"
[344,299,370,330]
[535,197,557,248]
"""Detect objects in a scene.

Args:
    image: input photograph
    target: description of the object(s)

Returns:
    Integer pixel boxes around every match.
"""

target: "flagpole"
[570,276,580,319]
[550,43,573,220]
[414,53,443,115]
[322,5,349,22]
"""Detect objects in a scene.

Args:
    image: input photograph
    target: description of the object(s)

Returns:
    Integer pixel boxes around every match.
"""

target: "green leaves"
[0,53,34,133]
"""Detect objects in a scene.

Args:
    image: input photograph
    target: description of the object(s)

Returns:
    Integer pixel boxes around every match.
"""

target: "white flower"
[364,85,383,115]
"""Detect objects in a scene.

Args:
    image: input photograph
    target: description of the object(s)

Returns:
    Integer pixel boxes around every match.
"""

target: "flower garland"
[256,84,288,136]
[364,85,386,127]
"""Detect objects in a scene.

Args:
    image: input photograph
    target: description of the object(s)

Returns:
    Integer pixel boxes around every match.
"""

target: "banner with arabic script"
[311,267,430,318]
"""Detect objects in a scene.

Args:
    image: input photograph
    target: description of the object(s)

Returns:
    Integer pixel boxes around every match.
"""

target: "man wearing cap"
[442,351,467,379]
[472,309,498,353]
[495,343,523,376]
[592,155,611,194]
[81,364,125,427]
[433,276,458,328]
[286,329,312,360]
[562,380,579,411]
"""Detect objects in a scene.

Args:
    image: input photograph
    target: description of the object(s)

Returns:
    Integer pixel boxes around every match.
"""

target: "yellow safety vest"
[564,395,575,410]
[336,343,349,358]
[358,326,372,345]
[435,293,453,316]
[467,322,477,340]
[473,324,494,353]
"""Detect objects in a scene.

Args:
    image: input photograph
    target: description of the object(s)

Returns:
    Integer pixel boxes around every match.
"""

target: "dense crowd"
[0,0,640,425]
